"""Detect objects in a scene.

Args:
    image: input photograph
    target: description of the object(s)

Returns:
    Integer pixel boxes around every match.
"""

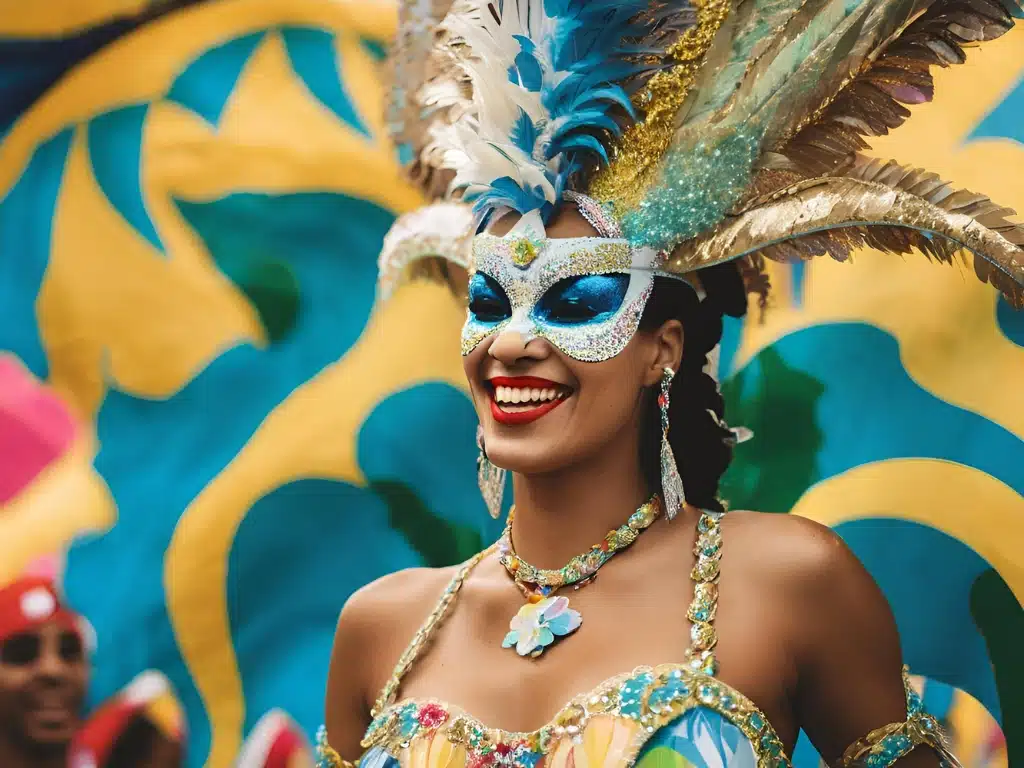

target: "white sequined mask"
[461,211,670,363]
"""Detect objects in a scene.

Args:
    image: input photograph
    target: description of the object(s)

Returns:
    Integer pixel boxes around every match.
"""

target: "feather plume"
[663,156,1024,307]
[600,0,1024,252]
[603,0,926,250]
[434,0,669,220]
[387,0,476,197]
[773,0,1023,176]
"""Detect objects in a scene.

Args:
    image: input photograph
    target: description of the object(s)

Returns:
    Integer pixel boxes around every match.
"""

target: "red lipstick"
[488,376,571,426]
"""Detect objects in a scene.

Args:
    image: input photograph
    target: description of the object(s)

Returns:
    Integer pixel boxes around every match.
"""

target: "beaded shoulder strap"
[683,510,724,676]
[837,667,962,767]
[370,546,496,718]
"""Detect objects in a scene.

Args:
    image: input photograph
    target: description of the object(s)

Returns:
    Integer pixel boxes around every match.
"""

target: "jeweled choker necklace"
[497,495,662,658]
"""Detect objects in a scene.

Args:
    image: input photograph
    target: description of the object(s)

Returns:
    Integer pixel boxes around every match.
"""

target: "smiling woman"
[320,1,1024,767]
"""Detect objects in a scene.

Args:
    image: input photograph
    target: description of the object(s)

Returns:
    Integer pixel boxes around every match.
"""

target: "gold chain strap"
[837,668,962,767]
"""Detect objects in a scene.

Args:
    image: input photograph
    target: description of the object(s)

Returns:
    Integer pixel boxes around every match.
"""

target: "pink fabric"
[0,355,78,503]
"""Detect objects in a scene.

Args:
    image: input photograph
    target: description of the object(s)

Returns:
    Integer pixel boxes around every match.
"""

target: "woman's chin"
[484,439,578,477]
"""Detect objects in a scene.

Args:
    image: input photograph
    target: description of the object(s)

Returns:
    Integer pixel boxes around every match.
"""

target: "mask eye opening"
[534,273,630,326]
[468,272,512,324]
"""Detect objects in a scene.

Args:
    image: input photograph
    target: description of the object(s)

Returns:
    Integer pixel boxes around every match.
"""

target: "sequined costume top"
[318,512,958,768]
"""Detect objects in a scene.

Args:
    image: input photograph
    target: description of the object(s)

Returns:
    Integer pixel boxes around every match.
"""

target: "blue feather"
[448,0,661,221]
[510,36,544,91]
[510,108,540,154]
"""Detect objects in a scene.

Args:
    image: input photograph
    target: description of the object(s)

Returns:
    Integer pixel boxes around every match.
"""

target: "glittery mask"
[461,211,676,363]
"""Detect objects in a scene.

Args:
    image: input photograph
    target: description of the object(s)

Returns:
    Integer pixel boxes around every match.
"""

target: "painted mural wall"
[0,2,1020,766]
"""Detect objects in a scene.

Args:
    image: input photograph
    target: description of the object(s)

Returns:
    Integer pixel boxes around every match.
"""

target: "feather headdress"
[590,0,1024,306]
[431,0,690,221]
[382,0,1024,308]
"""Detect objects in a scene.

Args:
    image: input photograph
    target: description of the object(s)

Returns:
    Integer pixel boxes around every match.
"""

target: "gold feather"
[387,0,476,197]
[775,0,1019,175]
[663,156,1024,307]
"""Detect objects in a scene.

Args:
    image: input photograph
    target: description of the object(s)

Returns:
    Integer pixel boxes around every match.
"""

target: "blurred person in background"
[235,709,315,768]
[70,669,186,768]
[0,576,88,768]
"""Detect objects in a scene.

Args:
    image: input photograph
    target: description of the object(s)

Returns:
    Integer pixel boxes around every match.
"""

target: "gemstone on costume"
[510,238,539,268]
[690,621,716,650]
[747,711,765,731]
[417,703,449,729]
[691,557,720,582]
[397,703,420,739]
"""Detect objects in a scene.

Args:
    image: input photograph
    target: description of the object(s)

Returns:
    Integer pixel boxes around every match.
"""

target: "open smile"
[487,376,572,426]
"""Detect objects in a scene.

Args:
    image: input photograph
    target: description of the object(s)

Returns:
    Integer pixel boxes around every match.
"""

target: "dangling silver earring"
[658,367,686,520]
[477,425,506,519]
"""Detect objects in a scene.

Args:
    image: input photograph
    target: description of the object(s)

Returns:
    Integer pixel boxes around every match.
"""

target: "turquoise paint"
[228,478,421,740]
[997,296,1024,347]
[968,76,1024,144]
[361,39,388,63]
[87,105,164,252]
[0,128,73,378]
[166,32,266,127]
[837,519,1000,720]
[358,382,506,537]
[741,322,1023,496]
[282,27,370,138]
[64,190,393,768]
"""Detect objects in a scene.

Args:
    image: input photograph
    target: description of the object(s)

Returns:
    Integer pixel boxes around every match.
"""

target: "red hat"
[0,576,85,644]
[69,671,185,768]
[237,710,312,768]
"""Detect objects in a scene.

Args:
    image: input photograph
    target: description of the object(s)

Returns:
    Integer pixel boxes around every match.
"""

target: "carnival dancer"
[320,0,1024,765]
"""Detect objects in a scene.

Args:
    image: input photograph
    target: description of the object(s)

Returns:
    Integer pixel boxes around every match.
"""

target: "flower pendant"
[502,595,582,658]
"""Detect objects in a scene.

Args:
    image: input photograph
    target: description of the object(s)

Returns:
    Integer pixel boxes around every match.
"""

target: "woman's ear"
[643,318,683,387]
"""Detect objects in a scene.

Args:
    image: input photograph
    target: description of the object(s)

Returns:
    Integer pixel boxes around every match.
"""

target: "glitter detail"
[619,126,764,252]
[511,238,540,268]
[361,664,784,765]
[837,667,959,767]
[563,191,622,238]
[588,0,731,213]
[499,497,661,589]
[658,367,686,520]
[315,725,353,768]
[477,425,506,520]
[462,231,659,362]
[377,203,474,302]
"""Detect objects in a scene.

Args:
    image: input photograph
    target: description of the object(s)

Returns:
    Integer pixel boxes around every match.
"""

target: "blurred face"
[0,622,88,753]
[463,207,680,475]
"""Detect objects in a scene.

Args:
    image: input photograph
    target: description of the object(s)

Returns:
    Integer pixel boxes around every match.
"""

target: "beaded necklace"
[497,495,662,658]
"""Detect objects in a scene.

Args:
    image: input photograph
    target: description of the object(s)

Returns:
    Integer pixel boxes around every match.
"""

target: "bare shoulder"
[722,510,898,654]
[722,510,868,588]
[325,564,461,757]
[333,564,461,684]
[340,565,460,632]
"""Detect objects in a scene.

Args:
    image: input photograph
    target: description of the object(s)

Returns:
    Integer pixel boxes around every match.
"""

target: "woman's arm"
[323,567,459,764]
[324,587,378,762]
[784,517,946,767]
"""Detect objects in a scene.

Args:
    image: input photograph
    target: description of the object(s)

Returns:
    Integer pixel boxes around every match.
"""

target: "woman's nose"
[488,330,546,365]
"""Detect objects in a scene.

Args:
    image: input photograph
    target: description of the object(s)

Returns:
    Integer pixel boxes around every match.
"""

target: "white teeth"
[493,385,568,404]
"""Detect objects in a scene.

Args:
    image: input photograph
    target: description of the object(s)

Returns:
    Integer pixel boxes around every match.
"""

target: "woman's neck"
[508,432,653,569]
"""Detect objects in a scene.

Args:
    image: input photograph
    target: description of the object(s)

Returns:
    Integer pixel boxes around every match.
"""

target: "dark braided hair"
[638,263,747,512]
